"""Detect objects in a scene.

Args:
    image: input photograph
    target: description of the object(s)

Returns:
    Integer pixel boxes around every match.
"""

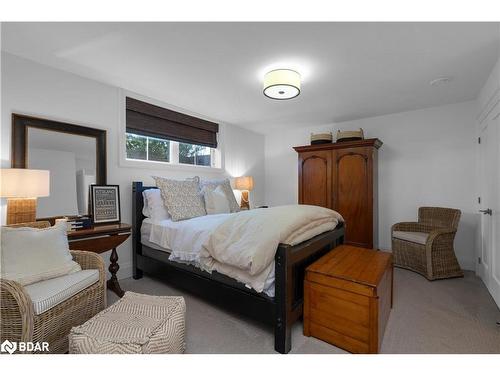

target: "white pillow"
[142,191,151,217]
[204,185,231,215]
[1,222,81,286]
[143,189,169,222]
[199,178,240,213]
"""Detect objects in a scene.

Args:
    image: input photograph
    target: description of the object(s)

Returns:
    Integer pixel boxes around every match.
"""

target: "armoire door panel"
[294,139,381,249]
[333,148,373,248]
[298,151,332,208]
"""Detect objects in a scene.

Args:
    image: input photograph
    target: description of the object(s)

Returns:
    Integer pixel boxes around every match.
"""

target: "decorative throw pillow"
[204,185,231,215]
[199,178,240,213]
[153,176,206,221]
[0,222,82,286]
[143,188,170,222]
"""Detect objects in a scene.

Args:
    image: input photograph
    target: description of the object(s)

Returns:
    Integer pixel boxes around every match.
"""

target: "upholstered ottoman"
[69,291,186,354]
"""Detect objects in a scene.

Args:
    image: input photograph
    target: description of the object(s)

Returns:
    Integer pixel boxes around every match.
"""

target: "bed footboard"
[274,227,344,353]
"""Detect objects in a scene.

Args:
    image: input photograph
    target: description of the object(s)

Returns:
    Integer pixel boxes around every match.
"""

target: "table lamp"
[0,168,50,225]
[234,176,254,210]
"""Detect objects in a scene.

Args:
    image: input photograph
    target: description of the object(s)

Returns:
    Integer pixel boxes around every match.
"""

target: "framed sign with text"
[90,185,121,224]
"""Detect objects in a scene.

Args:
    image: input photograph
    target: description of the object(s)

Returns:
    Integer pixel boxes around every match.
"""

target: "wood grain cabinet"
[304,245,393,353]
[294,139,382,248]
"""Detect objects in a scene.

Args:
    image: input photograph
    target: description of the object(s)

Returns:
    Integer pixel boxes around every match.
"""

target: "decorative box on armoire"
[293,138,382,249]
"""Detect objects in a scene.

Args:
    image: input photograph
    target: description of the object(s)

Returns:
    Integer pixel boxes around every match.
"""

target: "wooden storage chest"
[304,245,393,353]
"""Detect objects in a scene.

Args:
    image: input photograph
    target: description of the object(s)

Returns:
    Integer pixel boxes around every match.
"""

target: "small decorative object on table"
[56,215,92,231]
[234,176,254,210]
[68,215,92,230]
[310,132,333,145]
[336,128,365,142]
[69,291,186,354]
[90,185,121,224]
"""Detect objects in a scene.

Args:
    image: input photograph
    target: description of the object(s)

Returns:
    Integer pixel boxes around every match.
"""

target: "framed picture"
[90,185,121,224]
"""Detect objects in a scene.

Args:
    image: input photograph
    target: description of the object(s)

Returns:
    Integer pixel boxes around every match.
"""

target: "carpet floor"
[107,268,500,354]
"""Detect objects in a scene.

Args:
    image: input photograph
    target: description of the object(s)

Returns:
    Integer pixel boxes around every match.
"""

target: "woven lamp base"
[6,198,37,225]
[240,190,250,210]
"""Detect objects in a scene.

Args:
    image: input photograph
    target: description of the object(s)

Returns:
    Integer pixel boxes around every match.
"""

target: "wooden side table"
[67,223,131,297]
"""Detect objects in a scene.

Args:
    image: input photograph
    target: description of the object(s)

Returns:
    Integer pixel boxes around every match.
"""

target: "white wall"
[1,52,266,279]
[265,101,478,270]
[477,57,499,116]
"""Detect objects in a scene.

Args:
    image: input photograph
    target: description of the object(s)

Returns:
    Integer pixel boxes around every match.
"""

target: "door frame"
[476,88,500,308]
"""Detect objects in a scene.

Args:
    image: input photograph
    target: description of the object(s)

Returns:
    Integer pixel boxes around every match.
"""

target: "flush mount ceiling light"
[263,69,301,100]
[430,76,453,87]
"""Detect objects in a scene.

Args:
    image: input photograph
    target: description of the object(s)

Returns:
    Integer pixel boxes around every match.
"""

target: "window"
[125,133,147,160]
[178,142,212,166]
[126,133,170,162]
[125,97,220,168]
[126,132,218,167]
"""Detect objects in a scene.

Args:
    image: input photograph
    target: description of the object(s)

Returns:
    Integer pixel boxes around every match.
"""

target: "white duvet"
[146,205,343,296]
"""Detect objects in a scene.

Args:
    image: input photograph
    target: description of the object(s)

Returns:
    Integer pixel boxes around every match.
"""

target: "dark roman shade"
[126,97,219,148]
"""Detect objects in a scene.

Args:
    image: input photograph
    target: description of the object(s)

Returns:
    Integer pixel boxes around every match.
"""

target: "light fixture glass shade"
[263,69,301,100]
[234,176,254,191]
[0,169,50,198]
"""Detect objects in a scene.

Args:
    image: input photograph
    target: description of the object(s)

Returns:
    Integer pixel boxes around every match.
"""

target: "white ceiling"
[2,22,499,134]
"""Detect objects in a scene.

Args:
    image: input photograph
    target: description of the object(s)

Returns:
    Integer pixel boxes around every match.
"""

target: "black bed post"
[132,181,144,280]
[274,245,293,354]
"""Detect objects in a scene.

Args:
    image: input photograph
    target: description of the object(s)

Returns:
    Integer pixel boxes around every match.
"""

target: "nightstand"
[67,223,131,297]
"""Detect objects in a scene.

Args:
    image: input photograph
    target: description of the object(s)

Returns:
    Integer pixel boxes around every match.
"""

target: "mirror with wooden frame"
[11,114,107,218]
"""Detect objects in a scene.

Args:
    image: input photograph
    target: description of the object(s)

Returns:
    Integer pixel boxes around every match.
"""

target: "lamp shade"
[234,176,254,191]
[263,69,301,100]
[0,169,50,198]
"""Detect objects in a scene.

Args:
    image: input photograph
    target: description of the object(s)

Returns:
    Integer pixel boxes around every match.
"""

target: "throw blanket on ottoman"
[69,292,186,354]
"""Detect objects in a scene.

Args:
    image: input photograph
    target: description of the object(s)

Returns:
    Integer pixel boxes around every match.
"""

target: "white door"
[478,105,500,307]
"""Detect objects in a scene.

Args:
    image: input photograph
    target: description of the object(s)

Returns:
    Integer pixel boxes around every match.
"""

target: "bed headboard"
[132,181,158,278]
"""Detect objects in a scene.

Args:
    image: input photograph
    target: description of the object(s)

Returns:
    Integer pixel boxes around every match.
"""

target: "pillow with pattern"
[153,176,206,221]
[199,178,240,213]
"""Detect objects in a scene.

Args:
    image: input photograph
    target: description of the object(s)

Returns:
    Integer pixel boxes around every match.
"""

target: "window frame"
[118,90,225,173]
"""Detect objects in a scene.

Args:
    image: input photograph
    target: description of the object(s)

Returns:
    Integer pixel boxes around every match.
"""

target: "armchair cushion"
[1,222,81,285]
[24,269,99,315]
[393,230,429,245]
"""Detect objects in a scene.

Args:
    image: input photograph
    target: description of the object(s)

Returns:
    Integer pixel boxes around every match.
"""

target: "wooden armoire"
[294,139,382,249]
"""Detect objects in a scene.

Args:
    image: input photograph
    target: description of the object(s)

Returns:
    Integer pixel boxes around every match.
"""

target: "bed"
[132,181,345,353]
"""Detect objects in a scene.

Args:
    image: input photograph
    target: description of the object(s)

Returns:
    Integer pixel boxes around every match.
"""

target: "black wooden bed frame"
[132,181,345,353]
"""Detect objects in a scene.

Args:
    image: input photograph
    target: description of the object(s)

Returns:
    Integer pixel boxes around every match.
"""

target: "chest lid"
[306,245,392,294]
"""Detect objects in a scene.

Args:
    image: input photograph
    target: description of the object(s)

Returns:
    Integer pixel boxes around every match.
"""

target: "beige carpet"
[108,268,500,354]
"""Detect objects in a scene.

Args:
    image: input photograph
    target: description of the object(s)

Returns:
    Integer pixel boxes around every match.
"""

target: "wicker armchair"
[0,222,106,353]
[391,207,463,280]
